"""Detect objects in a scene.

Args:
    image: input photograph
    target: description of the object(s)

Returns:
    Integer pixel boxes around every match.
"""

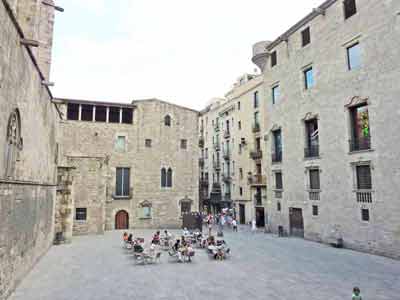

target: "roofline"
[54,97,137,108]
[131,98,200,114]
[266,0,338,51]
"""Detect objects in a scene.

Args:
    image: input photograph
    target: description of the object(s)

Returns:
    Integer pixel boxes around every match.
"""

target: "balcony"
[309,190,320,200]
[252,123,261,133]
[198,136,205,148]
[250,149,262,160]
[224,192,232,201]
[200,178,209,187]
[272,151,282,163]
[223,150,230,161]
[356,190,372,203]
[224,130,231,139]
[248,174,267,186]
[199,157,205,168]
[349,136,371,152]
[213,161,221,171]
[304,145,319,158]
[222,173,232,183]
[274,190,283,198]
[214,124,220,132]
[213,143,220,151]
[254,193,262,206]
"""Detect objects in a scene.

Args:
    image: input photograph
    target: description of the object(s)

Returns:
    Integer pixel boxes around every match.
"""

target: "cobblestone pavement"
[9,226,400,300]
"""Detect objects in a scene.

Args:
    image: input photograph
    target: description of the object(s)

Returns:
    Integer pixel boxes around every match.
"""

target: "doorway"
[239,204,246,224]
[255,207,265,227]
[115,210,129,230]
[289,208,304,237]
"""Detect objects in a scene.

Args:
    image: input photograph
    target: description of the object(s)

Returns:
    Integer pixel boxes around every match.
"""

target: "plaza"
[9,227,400,300]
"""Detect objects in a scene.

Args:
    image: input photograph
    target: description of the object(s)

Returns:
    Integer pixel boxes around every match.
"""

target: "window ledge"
[75,220,87,224]
[112,195,132,200]
[353,189,374,193]
[139,217,152,220]
[307,189,321,192]
[304,156,321,161]
[274,189,284,192]
[348,149,374,155]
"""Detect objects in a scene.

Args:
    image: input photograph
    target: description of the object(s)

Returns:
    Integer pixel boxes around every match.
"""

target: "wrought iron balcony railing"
[349,136,371,152]
[250,149,262,160]
[248,174,267,186]
[272,151,282,163]
[304,145,319,158]
[252,123,261,133]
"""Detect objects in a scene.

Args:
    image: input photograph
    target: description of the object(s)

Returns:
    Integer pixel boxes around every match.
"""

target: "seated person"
[173,239,180,252]
[207,236,215,246]
[127,234,133,243]
[182,227,190,236]
[152,231,161,245]
[164,230,172,239]
[123,232,128,242]
[133,243,144,253]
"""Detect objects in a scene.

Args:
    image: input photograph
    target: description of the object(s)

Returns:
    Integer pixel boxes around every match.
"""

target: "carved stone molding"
[345,96,369,108]
[302,112,319,121]
[270,124,281,132]
[139,200,152,207]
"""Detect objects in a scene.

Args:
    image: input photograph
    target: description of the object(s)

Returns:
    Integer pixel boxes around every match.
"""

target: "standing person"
[207,214,213,237]
[232,218,238,232]
[352,287,362,300]
[251,219,257,233]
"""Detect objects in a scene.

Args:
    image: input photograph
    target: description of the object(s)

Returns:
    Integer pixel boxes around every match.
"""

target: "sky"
[50,0,323,110]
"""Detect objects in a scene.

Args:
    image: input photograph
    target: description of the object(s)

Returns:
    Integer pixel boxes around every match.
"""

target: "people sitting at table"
[182,227,190,236]
[163,230,172,239]
[127,233,133,243]
[123,232,128,242]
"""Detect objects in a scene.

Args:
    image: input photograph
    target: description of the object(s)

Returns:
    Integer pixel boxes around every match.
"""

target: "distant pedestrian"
[352,287,362,300]
[251,219,257,233]
[232,219,238,232]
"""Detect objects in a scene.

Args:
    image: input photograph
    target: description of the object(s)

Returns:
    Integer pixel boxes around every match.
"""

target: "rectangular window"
[238,102,241,110]
[275,172,283,190]
[254,112,259,126]
[361,208,370,221]
[356,165,372,190]
[122,108,133,124]
[301,27,311,47]
[272,85,280,104]
[116,167,130,197]
[239,187,243,196]
[312,205,319,216]
[344,0,357,20]
[271,51,277,67]
[145,139,152,148]
[277,201,281,211]
[347,43,361,70]
[239,168,243,180]
[109,107,120,123]
[76,208,87,221]
[81,104,93,121]
[254,91,259,108]
[350,104,370,151]
[143,206,151,218]
[309,169,320,190]
[95,106,107,122]
[115,136,126,151]
[181,139,187,149]
[67,103,79,120]
[304,67,314,89]
[305,119,319,157]
[272,129,282,162]
[205,148,208,159]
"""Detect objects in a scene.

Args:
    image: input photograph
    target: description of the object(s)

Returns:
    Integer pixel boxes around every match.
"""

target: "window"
[116,167,130,197]
[275,172,283,190]
[81,104,93,121]
[301,27,311,47]
[122,108,133,124]
[109,107,120,123]
[272,85,280,104]
[145,139,152,148]
[115,136,126,151]
[164,115,171,126]
[277,201,281,211]
[76,208,87,221]
[205,148,208,159]
[239,187,243,196]
[237,101,241,110]
[349,104,370,151]
[254,91,259,108]
[67,103,79,120]
[181,201,191,215]
[181,139,187,149]
[143,207,151,218]
[271,51,277,67]
[309,169,320,190]
[305,119,319,157]
[238,121,242,130]
[95,106,107,122]
[356,165,372,190]
[347,43,361,70]
[239,168,243,180]
[361,208,370,221]
[254,112,260,127]
[161,168,167,187]
[304,67,314,89]
[312,205,319,216]
[272,129,282,162]
[344,0,357,20]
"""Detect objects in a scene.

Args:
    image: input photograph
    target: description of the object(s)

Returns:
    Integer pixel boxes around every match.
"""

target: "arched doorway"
[115,210,129,230]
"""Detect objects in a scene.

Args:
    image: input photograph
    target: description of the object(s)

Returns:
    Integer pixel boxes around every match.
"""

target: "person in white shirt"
[232,219,238,232]
[251,219,257,233]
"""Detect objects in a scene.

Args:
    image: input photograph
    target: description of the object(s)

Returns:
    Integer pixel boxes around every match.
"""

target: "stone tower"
[8,0,61,80]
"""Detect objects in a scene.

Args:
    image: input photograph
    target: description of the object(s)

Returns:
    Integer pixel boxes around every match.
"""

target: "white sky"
[50,0,323,110]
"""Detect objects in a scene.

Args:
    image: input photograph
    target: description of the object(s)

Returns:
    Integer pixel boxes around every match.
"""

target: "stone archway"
[115,210,129,230]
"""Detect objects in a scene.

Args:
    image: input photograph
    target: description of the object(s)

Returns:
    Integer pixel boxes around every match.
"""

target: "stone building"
[0,0,61,299]
[54,98,199,237]
[251,0,400,258]
[199,74,268,226]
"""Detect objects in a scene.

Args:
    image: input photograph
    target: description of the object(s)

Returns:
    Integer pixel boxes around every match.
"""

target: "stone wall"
[0,1,58,299]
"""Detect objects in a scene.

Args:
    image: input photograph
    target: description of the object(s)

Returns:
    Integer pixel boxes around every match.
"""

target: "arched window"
[164,115,171,127]
[5,109,22,178]
[161,168,167,187]
[167,168,173,187]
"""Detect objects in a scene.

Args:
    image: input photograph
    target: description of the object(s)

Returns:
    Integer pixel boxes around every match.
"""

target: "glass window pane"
[143,207,151,218]
[347,43,361,70]
[123,168,130,196]
[272,86,279,104]
[305,68,314,89]
[116,136,125,151]
[116,168,123,196]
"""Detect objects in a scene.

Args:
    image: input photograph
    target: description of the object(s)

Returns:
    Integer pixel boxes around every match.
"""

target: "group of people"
[205,213,238,236]
[171,233,195,262]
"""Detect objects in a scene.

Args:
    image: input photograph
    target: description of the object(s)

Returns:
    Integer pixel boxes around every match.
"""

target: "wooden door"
[256,207,265,227]
[239,204,246,224]
[289,208,304,238]
[115,210,129,230]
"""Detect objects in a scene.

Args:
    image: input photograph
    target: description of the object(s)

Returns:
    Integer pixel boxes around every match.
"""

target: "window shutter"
[357,165,372,190]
